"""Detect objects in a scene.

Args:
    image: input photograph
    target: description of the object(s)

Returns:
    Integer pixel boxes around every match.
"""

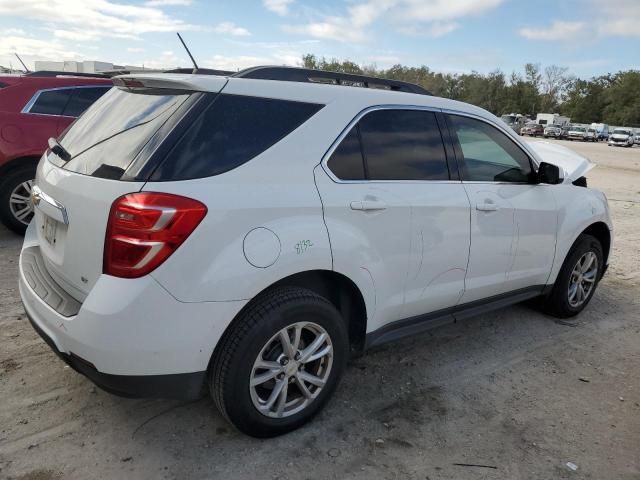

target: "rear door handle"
[350,200,387,211]
[476,202,498,212]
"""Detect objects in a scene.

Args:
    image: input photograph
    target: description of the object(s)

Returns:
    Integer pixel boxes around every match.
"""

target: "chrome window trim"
[21,85,111,118]
[320,104,461,185]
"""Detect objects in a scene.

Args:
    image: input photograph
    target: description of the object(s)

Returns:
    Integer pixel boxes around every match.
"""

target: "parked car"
[567,126,588,141]
[586,128,598,142]
[521,122,544,137]
[543,124,563,139]
[608,128,635,147]
[0,72,112,233]
[19,68,612,437]
[500,113,527,134]
[591,123,609,141]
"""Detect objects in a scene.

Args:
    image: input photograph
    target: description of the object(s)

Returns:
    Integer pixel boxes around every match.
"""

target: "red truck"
[0,72,112,233]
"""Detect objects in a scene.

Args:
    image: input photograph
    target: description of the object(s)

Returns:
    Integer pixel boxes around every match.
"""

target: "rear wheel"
[0,165,36,234]
[210,287,348,437]
[543,234,603,318]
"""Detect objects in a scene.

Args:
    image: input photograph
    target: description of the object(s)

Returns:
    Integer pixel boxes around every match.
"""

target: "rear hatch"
[33,76,226,301]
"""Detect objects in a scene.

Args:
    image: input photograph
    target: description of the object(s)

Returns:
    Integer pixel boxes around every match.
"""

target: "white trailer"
[536,113,570,126]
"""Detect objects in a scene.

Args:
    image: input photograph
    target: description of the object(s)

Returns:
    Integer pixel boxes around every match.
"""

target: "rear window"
[29,89,72,115]
[55,87,191,178]
[149,94,323,181]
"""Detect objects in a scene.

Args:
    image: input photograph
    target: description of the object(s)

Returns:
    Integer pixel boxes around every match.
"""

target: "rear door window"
[358,109,450,181]
[55,87,191,179]
[62,86,111,117]
[28,89,72,115]
[150,94,323,181]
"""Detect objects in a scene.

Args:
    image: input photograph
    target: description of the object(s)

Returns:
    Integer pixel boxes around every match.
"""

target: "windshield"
[501,115,516,125]
[572,127,586,132]
[54,87,191,178]
[613,129,630,135]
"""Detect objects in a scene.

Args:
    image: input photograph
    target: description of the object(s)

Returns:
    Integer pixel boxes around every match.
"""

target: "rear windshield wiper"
[48,137,71,162]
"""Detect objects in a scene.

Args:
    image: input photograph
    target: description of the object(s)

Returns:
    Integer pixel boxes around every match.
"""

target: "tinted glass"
[447,114,532,183]
[55,87,190,179]
[327,126,365,180]
[358,109,449,181]
[152,94,323,181]
[63,86,110,117]
[29,89,71,115]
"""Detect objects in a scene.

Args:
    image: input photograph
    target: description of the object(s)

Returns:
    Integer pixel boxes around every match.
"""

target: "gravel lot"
[1,140,639,480]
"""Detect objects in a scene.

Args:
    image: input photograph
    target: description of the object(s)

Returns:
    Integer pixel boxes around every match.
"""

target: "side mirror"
[538,162,562,184]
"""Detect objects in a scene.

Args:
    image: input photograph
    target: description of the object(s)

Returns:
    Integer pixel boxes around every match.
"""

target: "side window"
[28,89,72,115]
[327,126,365,180]
[63,87,110,117]
[447,114,532,183]
[358,109,449,181]
[152,94,323,180]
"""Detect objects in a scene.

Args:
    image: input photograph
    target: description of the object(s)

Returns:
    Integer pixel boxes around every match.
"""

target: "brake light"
[104,192,207,278]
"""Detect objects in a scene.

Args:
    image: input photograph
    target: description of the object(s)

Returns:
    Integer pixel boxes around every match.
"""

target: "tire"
[0,164,36,235]
[210,286,348,437]
[543,234,604,318]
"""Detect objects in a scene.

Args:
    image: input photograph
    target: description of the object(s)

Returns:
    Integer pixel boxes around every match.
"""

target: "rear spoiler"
[112,74,228,93]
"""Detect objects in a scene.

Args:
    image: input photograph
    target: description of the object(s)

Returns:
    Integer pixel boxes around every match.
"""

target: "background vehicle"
[567,125,588,141]
[586,128,598,142]
[0,72,111,233]
[19,67,612,437]
[521,122,544,136]
[608,128,635,147]
[500,113,527,134]
[536,113,570,127]
[543,124,563,139]
[591,123,609,140]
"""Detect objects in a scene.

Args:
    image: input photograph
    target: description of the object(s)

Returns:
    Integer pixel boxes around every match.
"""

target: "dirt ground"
[0,140,639,480]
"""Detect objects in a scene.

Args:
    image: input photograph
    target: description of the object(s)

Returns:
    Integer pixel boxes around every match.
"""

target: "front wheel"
[210,287,348,437]
[542,234,603,318]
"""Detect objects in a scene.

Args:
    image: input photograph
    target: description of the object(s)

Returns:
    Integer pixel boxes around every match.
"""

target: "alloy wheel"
[9,180,34,226]
[568,251,598,307]
[250,322,333,418]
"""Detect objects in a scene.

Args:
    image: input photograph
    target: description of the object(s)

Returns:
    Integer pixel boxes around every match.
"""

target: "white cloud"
[518,20,586,41]
[283,0,503,43]
[0,35,81,69]
[213,22,251,37]
[263,0,294,16]
[206,52,301,71]
[127,47,145,53]
[4,28,26,36]
[593,0,640,37]
[144,0,192,5]
[0,0,202,42]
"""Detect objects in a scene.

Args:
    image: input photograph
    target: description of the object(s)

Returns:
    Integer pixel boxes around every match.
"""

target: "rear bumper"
[25,309,206,399]
[19,222,247,398]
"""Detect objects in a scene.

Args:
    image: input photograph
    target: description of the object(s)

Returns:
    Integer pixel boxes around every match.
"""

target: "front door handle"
[350,200,387,211]
[476,201,498,212]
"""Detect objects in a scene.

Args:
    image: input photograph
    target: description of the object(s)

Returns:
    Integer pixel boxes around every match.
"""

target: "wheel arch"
[0,155,40,181]
[581,221,611,266]
[208,269,368,376]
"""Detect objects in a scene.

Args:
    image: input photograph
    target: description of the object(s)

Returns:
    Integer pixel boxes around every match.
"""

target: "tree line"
[301,54,640,126]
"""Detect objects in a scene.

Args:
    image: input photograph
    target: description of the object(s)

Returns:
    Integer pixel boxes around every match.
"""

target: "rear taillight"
[104,192,207,278]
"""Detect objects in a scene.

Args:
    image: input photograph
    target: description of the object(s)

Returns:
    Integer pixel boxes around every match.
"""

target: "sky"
[0,0,638,78]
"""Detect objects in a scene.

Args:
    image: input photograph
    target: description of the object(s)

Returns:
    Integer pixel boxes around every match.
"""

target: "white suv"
[19,67,613,437]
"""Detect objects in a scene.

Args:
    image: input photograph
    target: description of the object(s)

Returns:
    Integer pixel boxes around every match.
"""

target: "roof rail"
[25,70,109,79]
[233,66,431,96]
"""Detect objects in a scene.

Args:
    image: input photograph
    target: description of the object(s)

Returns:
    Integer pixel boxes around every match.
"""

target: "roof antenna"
[176,32,199,73]
[15,53,30,73]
